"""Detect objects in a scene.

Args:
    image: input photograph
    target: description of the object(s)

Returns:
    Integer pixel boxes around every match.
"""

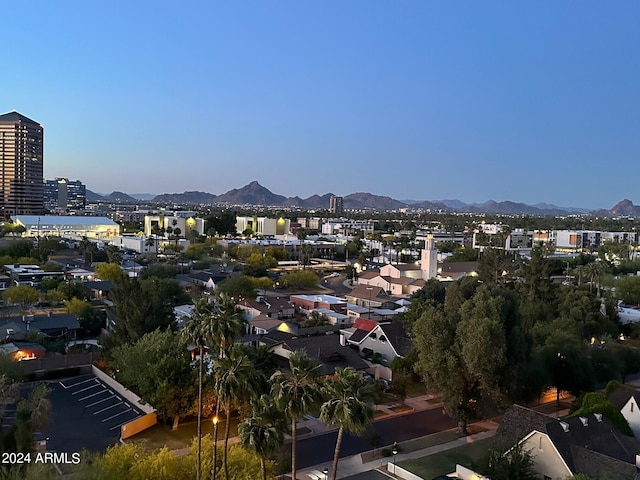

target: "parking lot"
[43,374,145,453]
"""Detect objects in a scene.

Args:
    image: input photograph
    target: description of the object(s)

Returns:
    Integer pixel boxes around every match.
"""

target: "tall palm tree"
[181,299,215,480]
[585,261,608,297]
[320,367,375,480]
[213,344,261,480]
[209,293,245,480]
[239,394,287,480]
[271,350,322,480]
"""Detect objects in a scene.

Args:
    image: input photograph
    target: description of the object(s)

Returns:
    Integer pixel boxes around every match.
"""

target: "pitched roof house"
[259,331,368,376]
[497,404,640,479]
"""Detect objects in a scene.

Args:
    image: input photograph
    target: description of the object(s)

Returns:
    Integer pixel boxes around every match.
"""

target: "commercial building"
[144,214,206,238]
[0,111,44,216]
[235,216,290,236]
[329,195,344,214]
[44,177,86,212]
[13,215,120,239]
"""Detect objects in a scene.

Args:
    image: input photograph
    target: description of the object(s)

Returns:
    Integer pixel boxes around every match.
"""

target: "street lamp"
[391,442,398,475]
[212,416,219,480]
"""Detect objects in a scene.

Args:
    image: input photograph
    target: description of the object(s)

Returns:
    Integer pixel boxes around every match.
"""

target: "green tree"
[271,350,322,480]
[111,330,195,429]
[477,248,515,286]
[217,275,256,299]
[616,275,640,305]
[414,291,507,434]
[279,270,319,289]
[65,297,91,318]
[320,367,375,480]
[535,331,594,405]
[239,395,286,480]
[94,262,124,281]
[107,276,186,345]
[474,443,537,480]
[4,285,39,313]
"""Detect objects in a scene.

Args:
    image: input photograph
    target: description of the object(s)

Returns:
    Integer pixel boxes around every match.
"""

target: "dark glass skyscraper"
[0,111,44,216]
[44,178,86,212]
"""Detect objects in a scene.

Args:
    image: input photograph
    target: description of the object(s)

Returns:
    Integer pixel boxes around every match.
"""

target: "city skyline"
[2,2,639,209]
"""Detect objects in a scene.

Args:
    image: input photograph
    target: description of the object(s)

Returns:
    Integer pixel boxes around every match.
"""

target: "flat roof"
[14,215,118,228]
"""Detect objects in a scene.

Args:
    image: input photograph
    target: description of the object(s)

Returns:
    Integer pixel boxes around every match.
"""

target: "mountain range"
[86,181,638,217]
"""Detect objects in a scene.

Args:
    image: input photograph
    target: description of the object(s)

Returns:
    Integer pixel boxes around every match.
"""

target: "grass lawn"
[406,381,427,397]
[128,416,240,453]
[398,437,493,480]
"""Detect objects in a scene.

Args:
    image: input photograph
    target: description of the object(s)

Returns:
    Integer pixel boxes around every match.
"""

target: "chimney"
[559,421,569,432]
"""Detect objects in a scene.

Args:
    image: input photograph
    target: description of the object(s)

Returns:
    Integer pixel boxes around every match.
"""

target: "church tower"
[421,234,438,280]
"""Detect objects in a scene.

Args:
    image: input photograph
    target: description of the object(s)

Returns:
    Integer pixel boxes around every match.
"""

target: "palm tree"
[209,293,245,480]
[239,394,287,480]
[271,350,322,480]
[181,299,215,480]
[585,261,608,297]
[213,344,261,480]
[320,367,375,480]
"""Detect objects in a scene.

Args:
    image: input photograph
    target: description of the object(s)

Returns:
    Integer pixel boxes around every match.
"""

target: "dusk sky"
[2,1,638,209]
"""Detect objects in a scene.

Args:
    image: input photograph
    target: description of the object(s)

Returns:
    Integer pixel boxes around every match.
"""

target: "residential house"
[83,280,114,301]
[259,331,369,376]
[609,386,640,439]
[289,294,348,315]
[248,316,293,335]
[4,264,64,286]
[345,285,397,311]
[341,321,412,368]
[187,270,229,291]
[237,297,295,321]
[0,342,46,361]
[438,261,479,281]
[0,313,81,342]
[309,308,351,328]
[496,404,640,479]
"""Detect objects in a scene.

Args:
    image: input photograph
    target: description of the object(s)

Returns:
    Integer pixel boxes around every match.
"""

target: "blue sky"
[2,1,638,208]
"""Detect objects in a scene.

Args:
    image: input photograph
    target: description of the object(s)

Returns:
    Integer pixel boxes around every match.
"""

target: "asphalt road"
[295,407,456,469]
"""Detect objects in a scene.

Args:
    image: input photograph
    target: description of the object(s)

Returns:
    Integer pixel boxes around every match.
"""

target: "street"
[295,406,456,469]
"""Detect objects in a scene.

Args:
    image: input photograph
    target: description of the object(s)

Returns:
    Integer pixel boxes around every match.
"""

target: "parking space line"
[78,388,107,401]
[94,401,123,415]
[72,384,101,396]
[62,377,95,389]
[102,408,132,423]
[86,396,116,408]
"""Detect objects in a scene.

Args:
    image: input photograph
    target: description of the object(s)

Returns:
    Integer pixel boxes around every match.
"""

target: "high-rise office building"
[0,111,44,216]
[44,178,86,212]
[329,195,344,214]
